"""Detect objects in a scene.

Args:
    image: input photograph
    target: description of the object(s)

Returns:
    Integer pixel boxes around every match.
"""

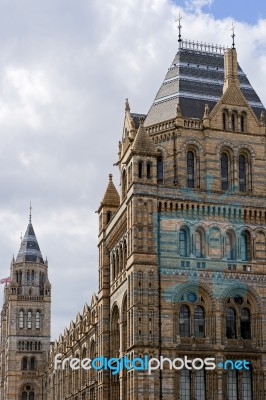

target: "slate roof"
[16,220,44,264]
[144,41,265,126]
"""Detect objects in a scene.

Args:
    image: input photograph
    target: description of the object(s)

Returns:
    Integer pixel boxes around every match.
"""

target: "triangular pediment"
[210,83,260,124]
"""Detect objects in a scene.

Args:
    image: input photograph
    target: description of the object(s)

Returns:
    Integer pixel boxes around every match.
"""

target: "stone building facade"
[2,37,266,400]
[0,216,51,400]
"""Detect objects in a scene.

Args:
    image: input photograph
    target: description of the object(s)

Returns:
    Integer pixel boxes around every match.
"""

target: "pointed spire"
[204,104,209,118]
[223,46,240,93]
[231,22,235,49]
[176,13,182,47]
[16,214,44,264]
[101,174,120,207]
[260,111,265,126]
[125,98,130,112]
[29,201,32,223]
[176,103,181,117]
[132,117,157,156]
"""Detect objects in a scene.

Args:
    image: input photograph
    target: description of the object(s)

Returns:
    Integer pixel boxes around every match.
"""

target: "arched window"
[19,310,24,328]
[179,305,190,337]
[157,154,163,183]
[255,231,266,260]
[241,308,251,339]
[195,230,204,258]
[116,249,119,276]
[21,357,28,370]
[231,111,237,131]
[122,296,127,352]
[240,112,246,133]
[227,370,253,400]
[107,211,112,223]
[27,311,32,329]
[225,231,236,260]
[187,151,195,188]
[82,347,87,386]
[242,370,253,399]
[21,386,35,400]
[122,169,127,199]
[179,369,191,399]
[226,307,236,339]
[30,357,36,370]
[195,369,206,399]
[36,311,40,329]
[138,161,143,178]
[227,370,238,399]
[111,306,120,357]
[112,253,116,281]
[123,241,127,269]
[240,231,251,261]
[29,393,35,400]
[194,306,205,337]
[147,162,151,179]
[239,154,247,192]
[221,152,229,190]
[222,111,227,130]
[179,228,189,257]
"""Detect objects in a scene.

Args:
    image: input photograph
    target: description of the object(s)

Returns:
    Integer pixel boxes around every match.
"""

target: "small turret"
[98,174,120,232]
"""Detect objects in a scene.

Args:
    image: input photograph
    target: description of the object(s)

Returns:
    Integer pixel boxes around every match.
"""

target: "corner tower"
[0,213,51,400]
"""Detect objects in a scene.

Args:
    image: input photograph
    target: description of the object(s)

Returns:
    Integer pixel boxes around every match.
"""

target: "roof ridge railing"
[180,39,226,54]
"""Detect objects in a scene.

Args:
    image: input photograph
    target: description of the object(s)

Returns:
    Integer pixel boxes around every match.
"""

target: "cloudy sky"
[1,0,266,340]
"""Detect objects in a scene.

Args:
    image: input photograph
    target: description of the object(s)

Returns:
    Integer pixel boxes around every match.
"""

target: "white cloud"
[0,67,51,129]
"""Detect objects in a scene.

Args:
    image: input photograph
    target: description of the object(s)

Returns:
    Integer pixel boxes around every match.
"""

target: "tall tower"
[0,213,51,400]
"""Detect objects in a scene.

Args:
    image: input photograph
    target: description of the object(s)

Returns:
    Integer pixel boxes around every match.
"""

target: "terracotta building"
[2,34,266,400]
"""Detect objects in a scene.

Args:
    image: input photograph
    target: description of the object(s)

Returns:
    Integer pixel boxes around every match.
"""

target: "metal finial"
[29,202,32,223]
[231,22,235,49]
[175,13,182,46]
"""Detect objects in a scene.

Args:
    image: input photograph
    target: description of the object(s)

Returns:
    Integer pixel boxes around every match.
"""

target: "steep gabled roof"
[132,119,157,156]
[144,40,265,126]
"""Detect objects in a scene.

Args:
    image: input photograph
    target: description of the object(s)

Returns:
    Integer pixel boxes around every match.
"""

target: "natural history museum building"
[1,33,266,400]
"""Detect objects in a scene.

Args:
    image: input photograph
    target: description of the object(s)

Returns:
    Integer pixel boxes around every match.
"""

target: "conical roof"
[144,40,265,126]
[132,119,157,156]
[16,219,44,264]
[101,174,120,207]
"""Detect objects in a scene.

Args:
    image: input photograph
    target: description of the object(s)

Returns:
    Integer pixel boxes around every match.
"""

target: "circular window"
[187,292,197,303]
[234,296,243,305]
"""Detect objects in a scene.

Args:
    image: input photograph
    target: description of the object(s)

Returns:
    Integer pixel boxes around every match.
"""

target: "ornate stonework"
[1,41,266,400]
